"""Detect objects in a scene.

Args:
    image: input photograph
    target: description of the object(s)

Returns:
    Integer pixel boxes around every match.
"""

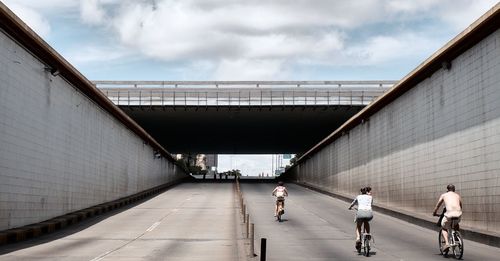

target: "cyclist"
[348,187,373,251]
[272,181,288,217]
[432,184,462,252]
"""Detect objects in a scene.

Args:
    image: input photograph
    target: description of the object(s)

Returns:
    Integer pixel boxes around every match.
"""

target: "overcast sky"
[3,0,497,175]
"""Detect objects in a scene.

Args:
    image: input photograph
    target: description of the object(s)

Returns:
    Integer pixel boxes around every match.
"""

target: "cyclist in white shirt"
[348,187,373,250]
[272,181,288,217]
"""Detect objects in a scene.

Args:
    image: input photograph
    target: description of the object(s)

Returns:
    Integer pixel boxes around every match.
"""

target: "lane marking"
[146,221,161,232]
[90,250,112,261]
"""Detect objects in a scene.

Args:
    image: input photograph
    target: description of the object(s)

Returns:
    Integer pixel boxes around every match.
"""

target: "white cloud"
[64,45,130,65]
[3,2,51,37]
[5,0,498,79]
[214,59,288,80]
[80,0,107,25]
[343,32,440,66]
[4,0,79,11]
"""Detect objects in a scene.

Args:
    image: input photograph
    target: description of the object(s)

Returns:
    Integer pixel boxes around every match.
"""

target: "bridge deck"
[96,81,394,106]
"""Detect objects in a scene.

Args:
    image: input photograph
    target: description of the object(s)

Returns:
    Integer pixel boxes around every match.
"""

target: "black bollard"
[260,238,267,261]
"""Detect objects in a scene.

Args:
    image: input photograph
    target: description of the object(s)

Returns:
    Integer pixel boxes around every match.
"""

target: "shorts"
[355,210,373,222]
[441,215,461,230]
[276,198,285,206]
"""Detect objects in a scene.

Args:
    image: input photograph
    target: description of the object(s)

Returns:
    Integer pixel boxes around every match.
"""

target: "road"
[1,182,499,260]
[241,183,500,261]
[0,183,245,261]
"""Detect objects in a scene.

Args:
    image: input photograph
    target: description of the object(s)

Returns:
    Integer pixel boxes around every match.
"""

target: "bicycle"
[351,208,373,257]
[276,200,285,222]
[435,212,464,259]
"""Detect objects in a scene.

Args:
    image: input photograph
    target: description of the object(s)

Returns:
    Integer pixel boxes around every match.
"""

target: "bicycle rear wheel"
[363,236,370,257]
[452,231,464,259]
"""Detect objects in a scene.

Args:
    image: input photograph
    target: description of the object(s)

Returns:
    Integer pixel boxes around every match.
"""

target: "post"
[260,238,267,261]
[246,214,250,238]
[243,204,246,220]
[250,223,255,256]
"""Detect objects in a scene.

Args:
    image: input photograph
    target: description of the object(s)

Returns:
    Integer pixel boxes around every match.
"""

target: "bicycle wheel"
[363,236,370,257]
[452,231,464,259]
[438,230,447,256]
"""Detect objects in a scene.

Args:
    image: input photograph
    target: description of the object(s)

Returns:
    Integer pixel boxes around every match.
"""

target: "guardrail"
[95,81,395,106]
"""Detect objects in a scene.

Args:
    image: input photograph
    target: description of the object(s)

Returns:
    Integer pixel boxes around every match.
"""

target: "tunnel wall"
[287,29,500,235]
[0,30,186,230]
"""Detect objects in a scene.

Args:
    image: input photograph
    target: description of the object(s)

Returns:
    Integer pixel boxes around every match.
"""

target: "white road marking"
[146,221,161,232]
[90,250,112,261]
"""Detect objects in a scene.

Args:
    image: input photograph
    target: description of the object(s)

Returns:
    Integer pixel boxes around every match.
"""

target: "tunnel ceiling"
[120,105,363,154]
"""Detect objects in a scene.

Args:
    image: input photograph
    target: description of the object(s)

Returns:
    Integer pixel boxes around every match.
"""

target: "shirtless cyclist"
[432,184,463,252]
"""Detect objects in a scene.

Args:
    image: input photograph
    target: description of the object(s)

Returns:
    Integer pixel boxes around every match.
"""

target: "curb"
[0,177,188,246]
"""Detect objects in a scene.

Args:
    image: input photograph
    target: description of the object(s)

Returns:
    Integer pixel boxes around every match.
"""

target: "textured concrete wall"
[0,31,186,230]
[288,29,500,235]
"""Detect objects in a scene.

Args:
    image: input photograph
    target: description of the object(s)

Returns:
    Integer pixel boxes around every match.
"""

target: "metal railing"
[94,81,396,106]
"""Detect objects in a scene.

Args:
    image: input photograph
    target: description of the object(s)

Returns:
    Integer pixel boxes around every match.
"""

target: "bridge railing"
[94,81,396,106]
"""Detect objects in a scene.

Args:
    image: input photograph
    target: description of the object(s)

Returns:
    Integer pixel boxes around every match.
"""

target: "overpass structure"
[95,81,394,153]
[96,80,393,107]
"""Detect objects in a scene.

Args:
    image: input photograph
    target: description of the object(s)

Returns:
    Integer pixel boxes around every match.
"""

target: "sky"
[3,0,498,175]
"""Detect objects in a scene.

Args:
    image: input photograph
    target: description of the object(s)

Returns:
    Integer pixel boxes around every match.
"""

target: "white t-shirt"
[354,194,373,211]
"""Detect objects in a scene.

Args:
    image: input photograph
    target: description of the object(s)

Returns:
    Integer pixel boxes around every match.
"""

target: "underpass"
[1,1,500,260]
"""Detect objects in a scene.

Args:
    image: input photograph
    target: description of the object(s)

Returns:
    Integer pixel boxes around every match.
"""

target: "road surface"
[242,183,500,261]
[0,183,245,261]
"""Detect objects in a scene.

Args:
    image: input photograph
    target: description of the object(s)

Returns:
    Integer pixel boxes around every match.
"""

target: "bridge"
[1,2,500,261]
[95,81,394,153]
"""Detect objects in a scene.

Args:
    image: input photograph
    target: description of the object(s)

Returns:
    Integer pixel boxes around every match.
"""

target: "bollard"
[250,223,255,256]
[246,214,250,238]
[243,204,246,221]
[260,238,267,261]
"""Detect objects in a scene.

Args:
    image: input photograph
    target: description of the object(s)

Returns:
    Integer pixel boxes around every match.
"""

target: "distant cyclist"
[432,184,462,252]
[348,187,373,251]
[272,181,288,217]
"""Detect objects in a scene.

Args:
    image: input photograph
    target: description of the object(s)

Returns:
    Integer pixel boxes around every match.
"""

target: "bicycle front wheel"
[452,231,464,259]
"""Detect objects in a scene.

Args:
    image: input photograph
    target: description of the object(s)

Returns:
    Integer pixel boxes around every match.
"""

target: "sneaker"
[355,241,361,250]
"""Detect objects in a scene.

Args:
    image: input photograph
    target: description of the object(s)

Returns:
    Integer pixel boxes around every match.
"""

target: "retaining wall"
[287,28,500,236]
[0,29,186,231]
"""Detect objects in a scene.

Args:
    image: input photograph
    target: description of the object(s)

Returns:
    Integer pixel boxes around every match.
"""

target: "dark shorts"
[356,210,373,222]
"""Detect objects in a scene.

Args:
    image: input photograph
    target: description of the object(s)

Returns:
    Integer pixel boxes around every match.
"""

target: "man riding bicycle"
[348,187,373,251]
[432,184,462,252]
[272,181,288,217]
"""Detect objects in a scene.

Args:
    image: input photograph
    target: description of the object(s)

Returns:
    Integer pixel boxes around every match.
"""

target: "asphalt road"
[1,182,499,261]
[241,183,500,261]
[0,183,245,261]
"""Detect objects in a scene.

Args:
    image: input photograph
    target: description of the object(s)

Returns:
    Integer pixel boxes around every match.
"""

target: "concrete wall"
[287,29,500,235]
[0,30,186,231]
